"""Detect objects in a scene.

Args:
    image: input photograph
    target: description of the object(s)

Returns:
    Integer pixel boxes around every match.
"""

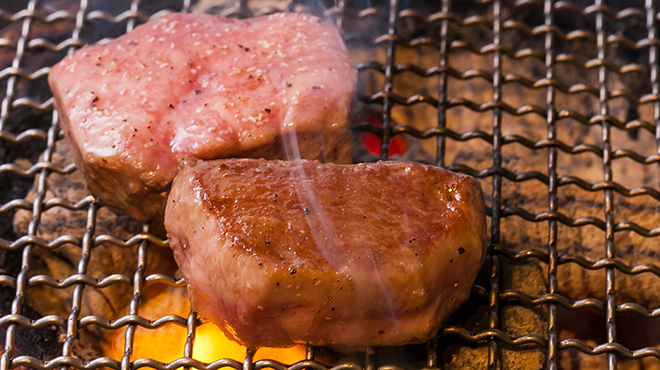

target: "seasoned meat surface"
[165,159,487,350]
[49,12,356,221]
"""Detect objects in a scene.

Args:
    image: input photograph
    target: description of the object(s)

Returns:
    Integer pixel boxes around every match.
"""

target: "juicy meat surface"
[49,12,357,221]
[165,159,487,350]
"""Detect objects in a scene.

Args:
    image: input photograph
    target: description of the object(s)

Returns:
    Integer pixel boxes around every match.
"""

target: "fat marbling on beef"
[164,159,487,350]
[49,12,356,221]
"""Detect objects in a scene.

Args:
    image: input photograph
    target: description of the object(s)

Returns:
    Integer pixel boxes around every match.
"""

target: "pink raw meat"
[49,12,356,221]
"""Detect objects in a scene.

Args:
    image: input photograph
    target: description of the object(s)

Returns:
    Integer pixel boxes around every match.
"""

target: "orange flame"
[193,323,306,364]
[112,287,305,366]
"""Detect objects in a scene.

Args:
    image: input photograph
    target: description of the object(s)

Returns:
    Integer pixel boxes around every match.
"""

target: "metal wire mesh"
[3,0,660,369]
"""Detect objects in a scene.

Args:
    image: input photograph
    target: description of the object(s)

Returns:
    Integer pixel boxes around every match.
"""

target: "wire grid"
[2,0,660,369]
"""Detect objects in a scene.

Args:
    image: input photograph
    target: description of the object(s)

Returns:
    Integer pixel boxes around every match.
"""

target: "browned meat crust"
[164,158,487,350]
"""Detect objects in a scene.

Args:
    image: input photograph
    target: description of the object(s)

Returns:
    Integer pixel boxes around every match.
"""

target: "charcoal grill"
[2,0,660,369]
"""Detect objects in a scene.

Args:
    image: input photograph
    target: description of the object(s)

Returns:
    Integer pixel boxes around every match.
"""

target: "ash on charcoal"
[353,0,660,366]
[438,259,547,370]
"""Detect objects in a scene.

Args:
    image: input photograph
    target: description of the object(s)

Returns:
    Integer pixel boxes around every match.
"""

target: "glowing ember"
[359,112,409,158]
[112,287,305,365]
[194,323,306,364]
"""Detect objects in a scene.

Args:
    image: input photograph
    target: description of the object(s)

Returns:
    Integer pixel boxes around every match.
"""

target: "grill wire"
[2,0,660,369]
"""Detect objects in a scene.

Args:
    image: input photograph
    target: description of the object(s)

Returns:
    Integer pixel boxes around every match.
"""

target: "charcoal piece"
[13,141,178,355]
[441,260,547,370]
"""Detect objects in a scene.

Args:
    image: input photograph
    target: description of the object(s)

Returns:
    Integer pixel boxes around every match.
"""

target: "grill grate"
[2,0,660,369]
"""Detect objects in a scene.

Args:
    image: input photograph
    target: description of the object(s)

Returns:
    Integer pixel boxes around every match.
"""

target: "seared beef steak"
[164,159,487,350]
[48,12,356,221]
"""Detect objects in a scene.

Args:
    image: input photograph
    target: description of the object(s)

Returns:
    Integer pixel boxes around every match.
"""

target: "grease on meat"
[165,159,487,350]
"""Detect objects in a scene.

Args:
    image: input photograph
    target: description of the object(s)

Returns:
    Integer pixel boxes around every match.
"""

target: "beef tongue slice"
[164,158,487,351]
[48,13,357,221]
